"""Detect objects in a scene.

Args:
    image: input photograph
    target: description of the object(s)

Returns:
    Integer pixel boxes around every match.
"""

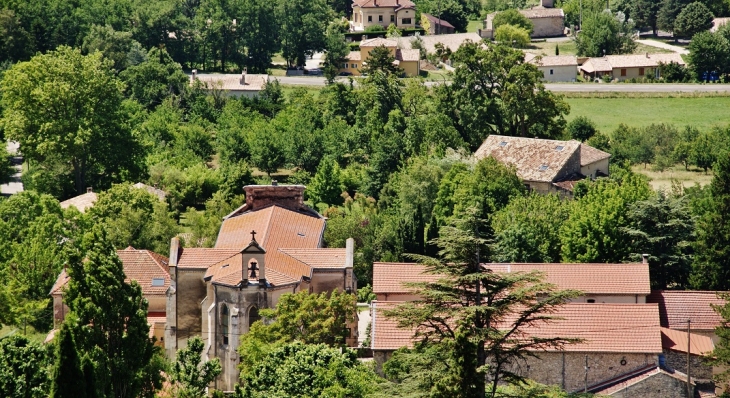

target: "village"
[2,0,730,396]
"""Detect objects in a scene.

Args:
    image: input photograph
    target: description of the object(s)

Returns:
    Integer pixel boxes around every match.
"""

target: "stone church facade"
[165,184,357,391]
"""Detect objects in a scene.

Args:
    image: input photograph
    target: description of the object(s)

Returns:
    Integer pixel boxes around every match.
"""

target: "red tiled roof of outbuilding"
[647,290,726,331]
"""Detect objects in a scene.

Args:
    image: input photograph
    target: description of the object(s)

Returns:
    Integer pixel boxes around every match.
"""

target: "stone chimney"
[86,187,93,194]
[541,0,554,7]
[191,69,197,83]
[241,67,247,85]
[242,185,307,212]
[169,237,181,267]
[642,254,649,265]
[646,52,650,58]
[345,238,354,268]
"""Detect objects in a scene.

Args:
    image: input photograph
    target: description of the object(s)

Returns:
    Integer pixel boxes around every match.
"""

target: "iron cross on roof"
[250,230,257,242]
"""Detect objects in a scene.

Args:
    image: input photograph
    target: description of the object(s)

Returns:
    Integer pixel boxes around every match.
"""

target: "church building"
[165,184,357,391]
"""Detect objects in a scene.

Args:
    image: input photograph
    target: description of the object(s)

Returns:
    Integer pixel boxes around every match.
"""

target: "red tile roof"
[487,263,651,295]
[51,248,171,296]
[373,262,650,296]
[647,290,726,331]
[372,302,663,354]
[176,248,241,268]
[589,365,692,395]
[373,263,443,295]
[660,327,714,356]
[279,248,349,269]
[580,143,611,166]
[352,0,415,10]
[421,13,455,29]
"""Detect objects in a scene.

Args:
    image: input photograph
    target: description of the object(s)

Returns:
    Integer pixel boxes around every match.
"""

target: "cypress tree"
[50,323,86,398]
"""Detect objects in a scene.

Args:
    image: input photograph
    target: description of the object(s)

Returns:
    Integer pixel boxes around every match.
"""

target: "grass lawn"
[467,20,483,33]
[0,324,49,344]
[565,95,730,133]
[525,41,673,56]
[632,164,713,191]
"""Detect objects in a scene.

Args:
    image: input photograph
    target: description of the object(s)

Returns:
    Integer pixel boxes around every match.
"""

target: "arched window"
[249,307,260,329]
[221,304,229,345]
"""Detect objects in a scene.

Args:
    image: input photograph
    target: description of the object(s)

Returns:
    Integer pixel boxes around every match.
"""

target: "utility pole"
[687,319,691,398]
[437,0,442,35]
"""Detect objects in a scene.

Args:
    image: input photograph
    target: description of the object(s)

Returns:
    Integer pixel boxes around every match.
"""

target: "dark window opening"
[402,18,412,24]
[249,307,260,329]
[221,304,229,345]
[586,299,596,303]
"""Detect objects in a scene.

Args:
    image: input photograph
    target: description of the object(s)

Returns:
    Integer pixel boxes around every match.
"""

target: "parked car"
[339,71,352,76]
[306,68,322,76]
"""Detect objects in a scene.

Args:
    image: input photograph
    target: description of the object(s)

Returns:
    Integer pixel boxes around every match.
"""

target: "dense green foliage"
[492,9,534,35]
[575,11,637,57]
[170,337,222,398]
[674,1,715,38]
[0,335,50,398]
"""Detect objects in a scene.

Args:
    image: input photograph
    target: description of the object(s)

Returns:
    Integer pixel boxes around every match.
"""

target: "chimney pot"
[642,254,649,265]
[86,187,92,193]
[646,52,649,58]
[191,69,197,82]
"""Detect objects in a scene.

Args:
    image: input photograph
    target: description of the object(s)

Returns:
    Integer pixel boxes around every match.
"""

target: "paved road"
[0,141,24,196]
[276,76,730,92]
[636,39,689,54]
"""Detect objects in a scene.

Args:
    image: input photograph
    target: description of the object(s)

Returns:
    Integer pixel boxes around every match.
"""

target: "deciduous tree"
[492,9,534,35]
[0,335,50,398]
[674,1,714,38]
[0,46,144,196]
[575,11,637,56]
[170,337,221,398]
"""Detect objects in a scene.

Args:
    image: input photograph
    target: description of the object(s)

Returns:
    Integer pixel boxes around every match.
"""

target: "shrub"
[494,24,530,48]
[492,9,534,35]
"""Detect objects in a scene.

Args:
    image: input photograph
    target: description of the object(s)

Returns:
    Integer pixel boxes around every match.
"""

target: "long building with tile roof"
[165,184,356,391]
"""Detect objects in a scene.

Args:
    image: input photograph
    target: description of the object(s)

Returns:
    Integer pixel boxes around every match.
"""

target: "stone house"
[579,53,686,82]
[420,13,455,35]
[165,184,357,392]
[50,247,171,346]
[190,69,269,98]
[525,53,578,82]
[482,0,565,39]
[367,261,711,397]
[474,135,611,196]
[341,38,420,77]
[350,0,416,32]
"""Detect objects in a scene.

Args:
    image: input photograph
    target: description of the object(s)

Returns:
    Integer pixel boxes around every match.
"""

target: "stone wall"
[609,371,693,398]
[663,350,713,380]
[581,158,610,179]
[515,352,658,392]
[530,16,564,38]
[166,267,207,356]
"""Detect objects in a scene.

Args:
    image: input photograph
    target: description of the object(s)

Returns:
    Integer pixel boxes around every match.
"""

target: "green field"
[565,95,730,133]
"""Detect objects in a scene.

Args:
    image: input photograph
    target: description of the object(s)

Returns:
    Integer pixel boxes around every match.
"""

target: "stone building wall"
[663,350,713,380]
[530,17,564,38]
[608,371,693,398]
[515,352,658,392]
[165,267,207,357]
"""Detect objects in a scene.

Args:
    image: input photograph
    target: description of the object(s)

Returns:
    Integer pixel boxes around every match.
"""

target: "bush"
[492,9,534,35]
[494,24,530,48]
[567,116,598,142]
[365,24,386,32]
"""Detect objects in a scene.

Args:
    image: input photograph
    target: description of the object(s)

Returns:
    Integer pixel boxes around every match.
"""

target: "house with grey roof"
[474,135,610,195]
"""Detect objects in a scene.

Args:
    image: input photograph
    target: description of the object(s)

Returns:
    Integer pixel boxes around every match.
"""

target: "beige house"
[341,37,420,76]
[483,0,565,39]
[350,0,416,31]
[50,247,171,346]
[190,69,269,98]
[474,135,611,195]
[165,184,357,392]
[525,53,578,82]
[579,53,686,82]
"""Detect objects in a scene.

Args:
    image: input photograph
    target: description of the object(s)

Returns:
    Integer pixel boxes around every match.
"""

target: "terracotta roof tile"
[529,55,578,67]
[51,248,171,296]
[421,13,455,28]
[396,49,420,62]
[589,366,693,395]
[278,248,349,269]
[552,174,586,192]
[374,262,649,296]
[176,248,240,268]
[580,57,613,73]
[474,135,582,183]
[360,38,398,48]
[192,73,269,92]
[372,302,662,353]
[373,263,443,295]
[580,54,686,73]
[519,7,564,19]
[580,143,611,166]
[352,0,415,10]
[397,33,482,53]
[59,192,98,213]
[647,290,725,331]
[661,327,714,356]
[347,51,362,61]
[133,182,166,201]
